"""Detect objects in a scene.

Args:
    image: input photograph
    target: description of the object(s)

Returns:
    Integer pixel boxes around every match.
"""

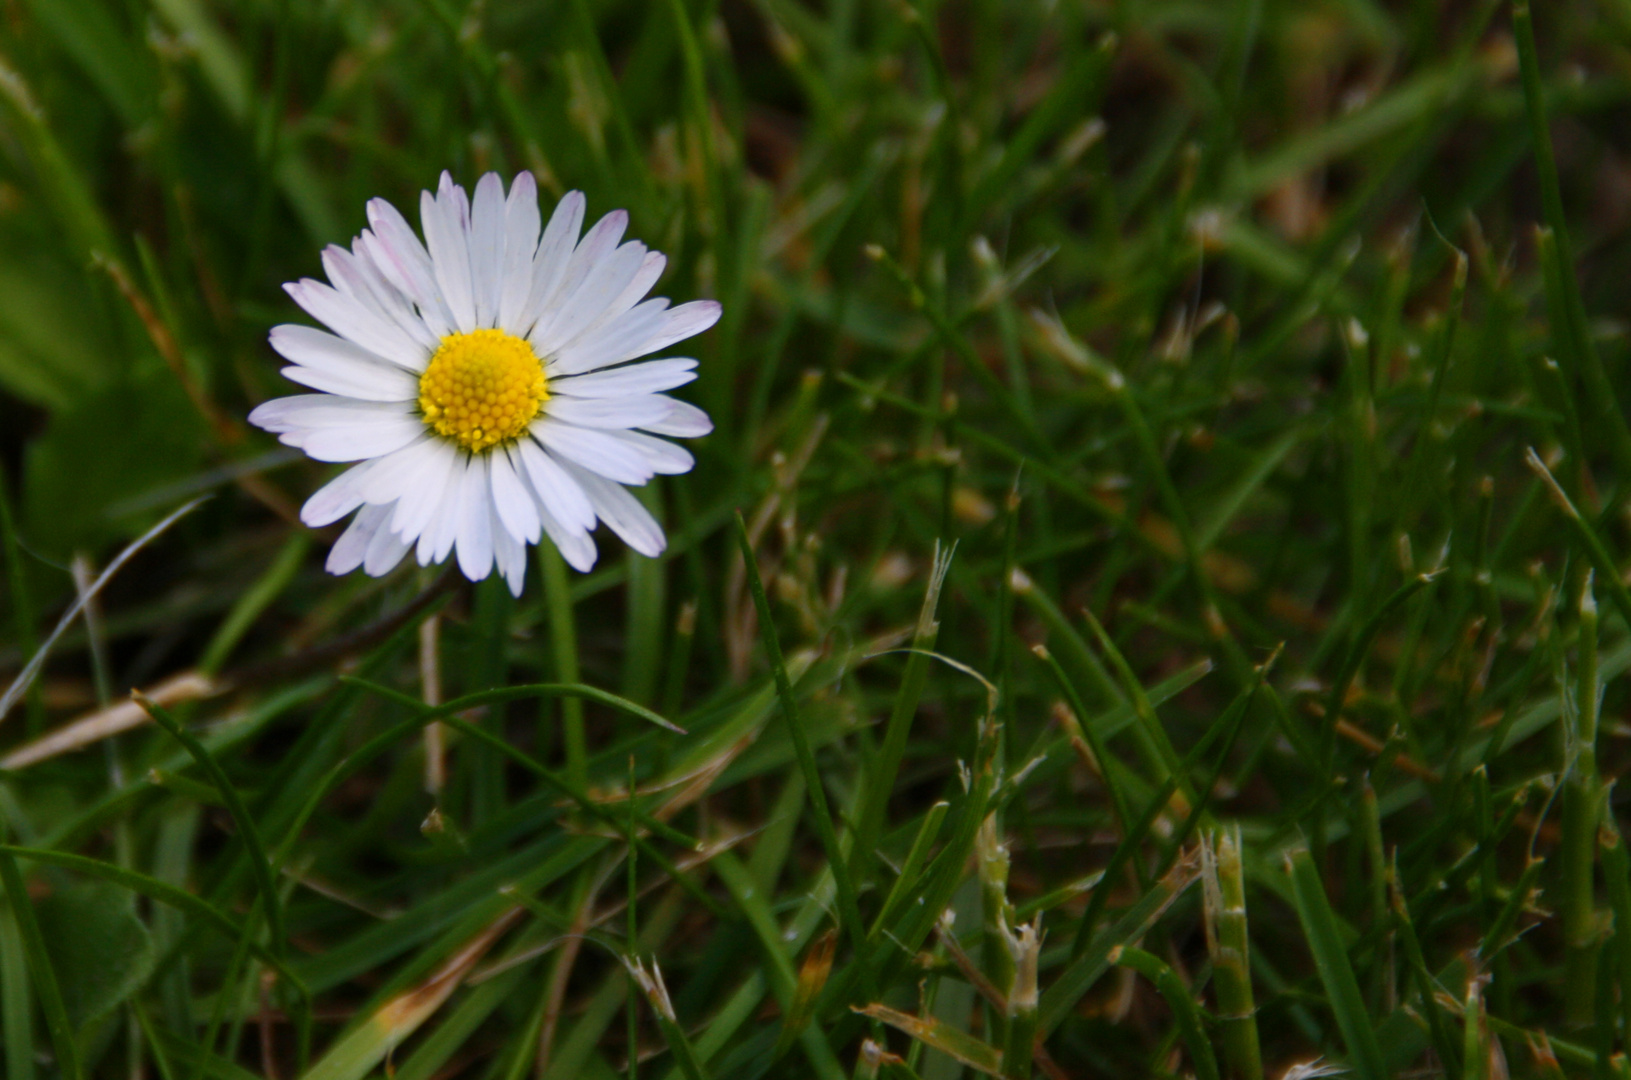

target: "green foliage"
[2,0,1631,1078]
[35,881,156,1030]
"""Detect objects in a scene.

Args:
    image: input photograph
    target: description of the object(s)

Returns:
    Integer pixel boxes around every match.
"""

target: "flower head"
[250,172,719,595]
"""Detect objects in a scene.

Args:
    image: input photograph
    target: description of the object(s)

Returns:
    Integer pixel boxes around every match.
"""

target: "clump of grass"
[2,1,1631,1078]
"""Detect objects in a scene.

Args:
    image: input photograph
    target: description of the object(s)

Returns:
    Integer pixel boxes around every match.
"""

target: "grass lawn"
[0,1,1628,1077]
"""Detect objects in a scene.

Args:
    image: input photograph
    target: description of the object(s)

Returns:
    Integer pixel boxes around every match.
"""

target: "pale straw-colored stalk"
[1204,827,1262,1080]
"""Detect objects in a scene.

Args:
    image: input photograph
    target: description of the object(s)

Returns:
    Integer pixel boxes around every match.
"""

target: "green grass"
[2,0,1631,1076]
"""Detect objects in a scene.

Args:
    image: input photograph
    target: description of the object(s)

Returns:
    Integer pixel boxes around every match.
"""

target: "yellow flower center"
[417,329,548,453]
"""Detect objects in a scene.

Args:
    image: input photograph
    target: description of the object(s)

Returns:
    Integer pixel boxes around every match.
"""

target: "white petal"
[544,394,674,430]
[605,429,695,475]
[416,470,463,566]
[561,210,629,292]
[532,419,654,485]
[518,191,586,335]
[429,460,469,564]
[363,518,412,576]
[299,438,438,522]
[641,399,714,438]
[249,394,411,433]
[538,500,598,572]
[252,396,423,462]
[295,416,425,463]
[609,299,721,365]
[284,280,428,370]
[365,198,434,293]
[469,172,506,328]
[270,323,410,374]
[271,326,420,400]
[365,198,457,334]
[492,503,528,595]
[562,460,667,557]
[546,298,670,376]
[554,250,668,352]
[302,458,383,527]
[454,454,495,581]
[327,503,392,574]
[357,229,452,341]
[354,436,445,505]
[351,234,443,352]
[584,250,667,338]
[282,365,412,401]
[498,172,542,331]
[516,438,595,533]
[532,241,647,356]
[551,358,697,398]
[321,245,407,338]
[323,243,439,355]
[530,210,627,345]
[422,173,476,333]
[490,446,542,544]
[392,439,460,541]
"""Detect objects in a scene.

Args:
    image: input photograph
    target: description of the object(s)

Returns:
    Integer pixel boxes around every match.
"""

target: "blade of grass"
[1076,603,1191,801]
[852,541,954,891]
[870,801,949,936]
[0,850,32,1080]
[772,929,837,1063]
[335,679,721,916]
[0,54,117,259]
[1512,1,1631,485]
[298,909,522,1080]
[468,576,513,826]
[0,465,42,733]
[1599,786,1631,1051]
[733,511,867,963]
[0,836,78,1080]
[1034,644,1138,844]
[1320,571,1441,775]
[540,547,589,789]
[0,844,303,991]
[1463,974,1488,1080]
[1475,855,1544,961]
[628,956,712,1080]
[1041,853,1197,1034]
[198,532,310,677]
[960,34,1116,232]
[1562,574,1602,1028]
[0,496,207,725]
[1205,827,1263,1080]
[855,1004,1002,1079]
[1524,449,1631,633]
[135,692,286,965]
[1390,859,1462,1076]
[1286,846,1389,1080]
[1113,946,1220,1080]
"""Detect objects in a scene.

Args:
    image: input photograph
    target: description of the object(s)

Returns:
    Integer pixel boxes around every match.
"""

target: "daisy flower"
[249,172,719,596]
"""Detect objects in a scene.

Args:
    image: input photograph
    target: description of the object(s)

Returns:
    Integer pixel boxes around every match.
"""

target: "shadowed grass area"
[2,0,1631,1077]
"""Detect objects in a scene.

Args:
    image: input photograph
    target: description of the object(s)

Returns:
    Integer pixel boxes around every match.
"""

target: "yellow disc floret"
[418,329,548,453]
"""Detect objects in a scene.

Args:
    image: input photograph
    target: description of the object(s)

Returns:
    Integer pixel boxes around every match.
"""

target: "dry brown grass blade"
[572,735,755,830]
[3,563,459,772]
[853,1003,1005,1078]
[93,253,241,445]
[1,669,220,770]
[300,907,524,1080]
[536,861,620,1072]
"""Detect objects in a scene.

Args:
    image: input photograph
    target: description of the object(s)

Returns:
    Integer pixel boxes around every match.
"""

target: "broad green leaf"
[36,880,155,1028]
